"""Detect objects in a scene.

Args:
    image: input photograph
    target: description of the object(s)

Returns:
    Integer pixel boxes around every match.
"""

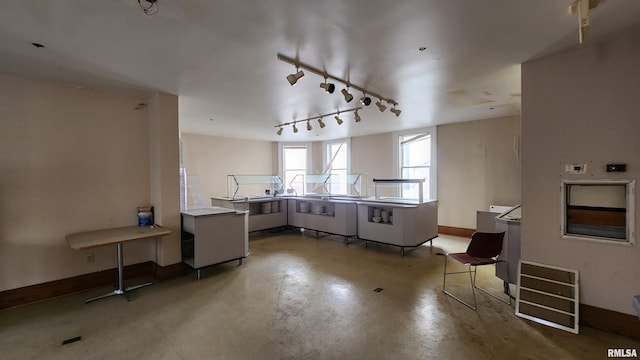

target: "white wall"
[0,73,164,291]
[437,116,522,229]
[522,22,640,315]
[350,133,395,197]
[180,133,273,206]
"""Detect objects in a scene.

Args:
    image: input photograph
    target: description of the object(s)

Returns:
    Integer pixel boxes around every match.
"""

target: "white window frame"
[322,138,351,195]
[278,142,312,194]
[393,127,437,200]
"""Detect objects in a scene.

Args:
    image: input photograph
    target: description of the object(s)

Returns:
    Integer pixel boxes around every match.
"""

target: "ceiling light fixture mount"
[320,75,335,94]
[138,0,159,16]
[375,99,387,113]
[341,86,354,103]
[287,65,305,85]
[360,94,372,106]
[277,53,400,113]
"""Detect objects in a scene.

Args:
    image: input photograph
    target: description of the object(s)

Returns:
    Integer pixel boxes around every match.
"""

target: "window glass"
[325,141,349,195]
[283,146,307,195]
[399,133,431,199]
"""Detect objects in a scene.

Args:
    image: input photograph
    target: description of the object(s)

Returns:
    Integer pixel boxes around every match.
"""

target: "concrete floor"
[1,231,638,359]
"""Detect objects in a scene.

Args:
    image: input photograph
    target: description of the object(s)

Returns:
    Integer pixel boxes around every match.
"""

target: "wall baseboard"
[0,261,186,309]
[438,225,475,238]
[580,304,640,340]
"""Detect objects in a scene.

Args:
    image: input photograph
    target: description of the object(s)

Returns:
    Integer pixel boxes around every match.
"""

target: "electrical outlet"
[87,254,95,263]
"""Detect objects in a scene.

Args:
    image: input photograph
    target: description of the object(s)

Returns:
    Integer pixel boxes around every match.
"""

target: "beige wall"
[437,116,522,229]
[180,133,273,206]
[522,23,640,315]
[0,73,180,291]
[350,133,395,197]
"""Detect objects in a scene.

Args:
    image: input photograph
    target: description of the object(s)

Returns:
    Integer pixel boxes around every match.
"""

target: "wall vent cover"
[516,260,580,334]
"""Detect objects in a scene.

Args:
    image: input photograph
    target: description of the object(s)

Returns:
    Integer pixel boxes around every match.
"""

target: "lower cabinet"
[357,200,438,254]
[181,207,249,279]
[287,198,357,237]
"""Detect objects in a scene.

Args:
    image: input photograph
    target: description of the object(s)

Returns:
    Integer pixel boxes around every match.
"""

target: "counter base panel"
[183,253,249,280]
[360,236,437,256]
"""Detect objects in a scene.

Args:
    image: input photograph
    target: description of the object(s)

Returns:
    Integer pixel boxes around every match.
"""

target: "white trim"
[278,142,312,192]
[393,127,437,199]
[559,179,635,246]
[322,138,351,174]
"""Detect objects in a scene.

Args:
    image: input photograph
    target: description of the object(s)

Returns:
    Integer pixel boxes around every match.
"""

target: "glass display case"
[227,175,284,199]
[288,173,365,198]
[372,178,425,203]
[497,204,521,222]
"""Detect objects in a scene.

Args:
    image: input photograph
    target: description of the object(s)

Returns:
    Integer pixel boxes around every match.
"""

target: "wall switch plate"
[606,164,626,172]
[565,164,587,174]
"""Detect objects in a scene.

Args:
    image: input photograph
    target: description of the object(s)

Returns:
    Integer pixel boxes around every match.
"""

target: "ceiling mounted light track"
[389,105,401,117]
[275,107,362,135]
[277,53,400,113]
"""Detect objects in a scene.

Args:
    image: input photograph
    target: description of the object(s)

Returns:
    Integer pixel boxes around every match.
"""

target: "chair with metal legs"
[443,231,511,310]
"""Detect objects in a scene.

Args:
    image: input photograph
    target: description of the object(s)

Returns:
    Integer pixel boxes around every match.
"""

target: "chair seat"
[447,252,498,266]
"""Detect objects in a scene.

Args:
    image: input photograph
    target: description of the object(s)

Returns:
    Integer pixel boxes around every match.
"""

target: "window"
[561,179,635,245]
[279,143,310,195]
[395,128,436,200]
[323,139,350,195]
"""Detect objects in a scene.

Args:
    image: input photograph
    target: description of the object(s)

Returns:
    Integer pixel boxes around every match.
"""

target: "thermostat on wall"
[606,164,626,172]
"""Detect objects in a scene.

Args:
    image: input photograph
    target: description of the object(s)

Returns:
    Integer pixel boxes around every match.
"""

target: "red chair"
[443,231,511,310]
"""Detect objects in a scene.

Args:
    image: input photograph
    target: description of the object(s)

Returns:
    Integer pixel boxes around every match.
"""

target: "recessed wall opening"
[561,180,635,245]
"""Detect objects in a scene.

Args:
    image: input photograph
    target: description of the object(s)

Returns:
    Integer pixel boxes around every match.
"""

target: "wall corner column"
[148,93,181,266]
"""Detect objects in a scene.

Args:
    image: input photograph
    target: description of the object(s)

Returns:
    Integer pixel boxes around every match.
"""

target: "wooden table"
[67,225,172,303]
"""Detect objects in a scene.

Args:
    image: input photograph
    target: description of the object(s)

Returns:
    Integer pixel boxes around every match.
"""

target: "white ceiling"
[1,1,639,141]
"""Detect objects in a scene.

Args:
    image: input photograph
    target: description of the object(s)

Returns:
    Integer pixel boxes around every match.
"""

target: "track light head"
[341,88,353,103]
[360,96,372,106]
[307,120,312,131]
[390,106,401,117]
[277,127,283,136]
[354,110,361,122]
[292,124,299,133]
[335,115,343,125]
[287,69,304,85]
[375,99,387,113]
[320,77,335,94]
[318,118,326,128]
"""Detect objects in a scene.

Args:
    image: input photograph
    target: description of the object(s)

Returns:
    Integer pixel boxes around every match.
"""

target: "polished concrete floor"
[1,231,639,359]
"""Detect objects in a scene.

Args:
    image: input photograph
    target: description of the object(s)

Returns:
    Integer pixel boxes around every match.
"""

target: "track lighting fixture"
[375,99,387,113]
[277,53,399,111]
[360,94,371,106]
[273,107,361,136]
[341,87,354,103]
[319,76,335,94]
[390,105,401,117]
[287,67,304,85]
